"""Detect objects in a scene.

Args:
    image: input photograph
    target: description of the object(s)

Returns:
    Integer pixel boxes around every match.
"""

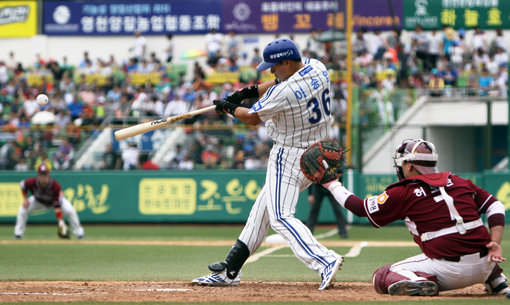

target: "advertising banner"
[222,0,402,34]
[43,0,222,35]
[0,0,37,38]
[0,171,506,224]
[403,0,510,30]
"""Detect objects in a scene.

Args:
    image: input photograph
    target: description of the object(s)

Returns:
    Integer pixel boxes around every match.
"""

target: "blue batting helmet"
[257,38,301,71]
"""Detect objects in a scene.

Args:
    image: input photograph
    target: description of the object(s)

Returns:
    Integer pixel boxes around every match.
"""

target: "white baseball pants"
[239,145,341,275]
[14,196,85,238]
[390,252,496,291]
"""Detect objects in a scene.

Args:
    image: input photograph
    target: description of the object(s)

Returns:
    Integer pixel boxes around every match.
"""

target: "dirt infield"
[0,281,492,303]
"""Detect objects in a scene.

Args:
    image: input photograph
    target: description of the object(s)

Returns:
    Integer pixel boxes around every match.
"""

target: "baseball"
[36,94,49,106]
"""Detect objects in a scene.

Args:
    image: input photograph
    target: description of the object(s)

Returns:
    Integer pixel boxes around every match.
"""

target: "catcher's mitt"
[57,222,70,239]
[300,138,344,184]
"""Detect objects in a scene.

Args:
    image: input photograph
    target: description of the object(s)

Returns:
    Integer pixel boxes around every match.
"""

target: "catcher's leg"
[61,197,84,238]
[372,264,438,296]
[14,197,46,238]
[485,264,510,295]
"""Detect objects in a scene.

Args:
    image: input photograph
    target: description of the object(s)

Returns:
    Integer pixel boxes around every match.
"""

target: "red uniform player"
[14,163,85,239]
[309,139,508,296]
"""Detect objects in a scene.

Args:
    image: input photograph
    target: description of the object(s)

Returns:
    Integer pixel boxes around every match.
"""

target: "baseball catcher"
[301,138,508,297]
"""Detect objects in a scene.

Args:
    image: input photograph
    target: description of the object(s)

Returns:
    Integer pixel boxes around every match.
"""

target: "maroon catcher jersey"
[363,172,497,259]
[20,177,62,208]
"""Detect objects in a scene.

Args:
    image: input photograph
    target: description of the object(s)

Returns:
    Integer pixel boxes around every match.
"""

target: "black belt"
[443,249,489,262]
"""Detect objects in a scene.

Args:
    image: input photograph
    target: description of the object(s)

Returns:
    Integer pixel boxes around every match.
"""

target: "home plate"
[135,289,191,292]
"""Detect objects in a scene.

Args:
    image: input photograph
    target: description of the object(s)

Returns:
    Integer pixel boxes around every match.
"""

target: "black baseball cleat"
[388,280,438,296]
[13,235,22,240]
[77,235,85,240]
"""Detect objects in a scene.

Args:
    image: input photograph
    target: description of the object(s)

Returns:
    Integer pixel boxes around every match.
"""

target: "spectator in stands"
[440,64,457,88]
[495,64,508,97]
[472,26,488,53]
[478,68,494,96]
[250,48,262,68]
[140,154,159,170]
[165,34,174,63]
[22,92,40,118]
[428,28,443,69]
[412,25,430,71]
[79,51,90,68]
[236,52,251,68]
[201,144,219,169]
[67,97,83,121]
[428,68,445,97]
[473,48,489,70]
[494,47,508,67]
[178,152,194,170]
[167,144,186,169]
[356,49,373,67]
[244,151,262,170]
[0,139,18,170]
[6,51,16,70]
[121,142,139,170]
[205,28,223,67]
[102,144,120,170]
[131,30,147,62]
[226,30,240,62]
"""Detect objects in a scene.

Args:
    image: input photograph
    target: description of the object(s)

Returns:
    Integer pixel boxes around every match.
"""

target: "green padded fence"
[0,170,508,224]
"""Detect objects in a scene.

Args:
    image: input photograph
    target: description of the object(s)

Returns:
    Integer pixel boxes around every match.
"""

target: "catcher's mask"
[393,139,438,180]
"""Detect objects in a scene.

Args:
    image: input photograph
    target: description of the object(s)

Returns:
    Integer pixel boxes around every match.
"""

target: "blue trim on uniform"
[274,147,328,267]
[305,58,311,64]
[251,84,278,112]
[299,65,313,76]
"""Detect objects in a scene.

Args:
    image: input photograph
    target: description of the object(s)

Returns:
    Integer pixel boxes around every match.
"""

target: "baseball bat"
[114,105,216,141]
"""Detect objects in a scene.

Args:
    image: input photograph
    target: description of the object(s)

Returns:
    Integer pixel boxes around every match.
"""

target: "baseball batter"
[14,163,85,240]
[304,139,508,296]
[192,38,342,290]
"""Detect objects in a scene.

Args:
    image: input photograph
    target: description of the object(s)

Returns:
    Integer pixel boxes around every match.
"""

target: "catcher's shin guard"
[208,239,250,280]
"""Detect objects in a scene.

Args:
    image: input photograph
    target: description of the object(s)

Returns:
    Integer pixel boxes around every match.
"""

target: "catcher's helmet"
[257,38,301,71]
[394,139,438,180]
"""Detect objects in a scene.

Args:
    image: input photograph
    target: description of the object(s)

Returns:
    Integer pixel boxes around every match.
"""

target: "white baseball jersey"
[249,58,333,148]
[239,57,341,277]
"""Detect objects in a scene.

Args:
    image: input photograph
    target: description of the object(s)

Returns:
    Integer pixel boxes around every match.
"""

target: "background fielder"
[14,163,85,240]
[192,38,342,290]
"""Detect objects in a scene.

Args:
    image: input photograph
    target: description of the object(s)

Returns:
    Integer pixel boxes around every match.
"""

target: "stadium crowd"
[0,26,507,171]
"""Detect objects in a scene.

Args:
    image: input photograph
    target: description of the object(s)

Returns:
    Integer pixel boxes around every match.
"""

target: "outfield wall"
[0,171,508,224]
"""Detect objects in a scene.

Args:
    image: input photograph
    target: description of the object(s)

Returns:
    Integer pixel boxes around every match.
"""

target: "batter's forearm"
[257,79,279,96]
[233,107,262,125]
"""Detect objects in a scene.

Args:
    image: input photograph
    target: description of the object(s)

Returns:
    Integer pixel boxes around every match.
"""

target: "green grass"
[0,224,509,304]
